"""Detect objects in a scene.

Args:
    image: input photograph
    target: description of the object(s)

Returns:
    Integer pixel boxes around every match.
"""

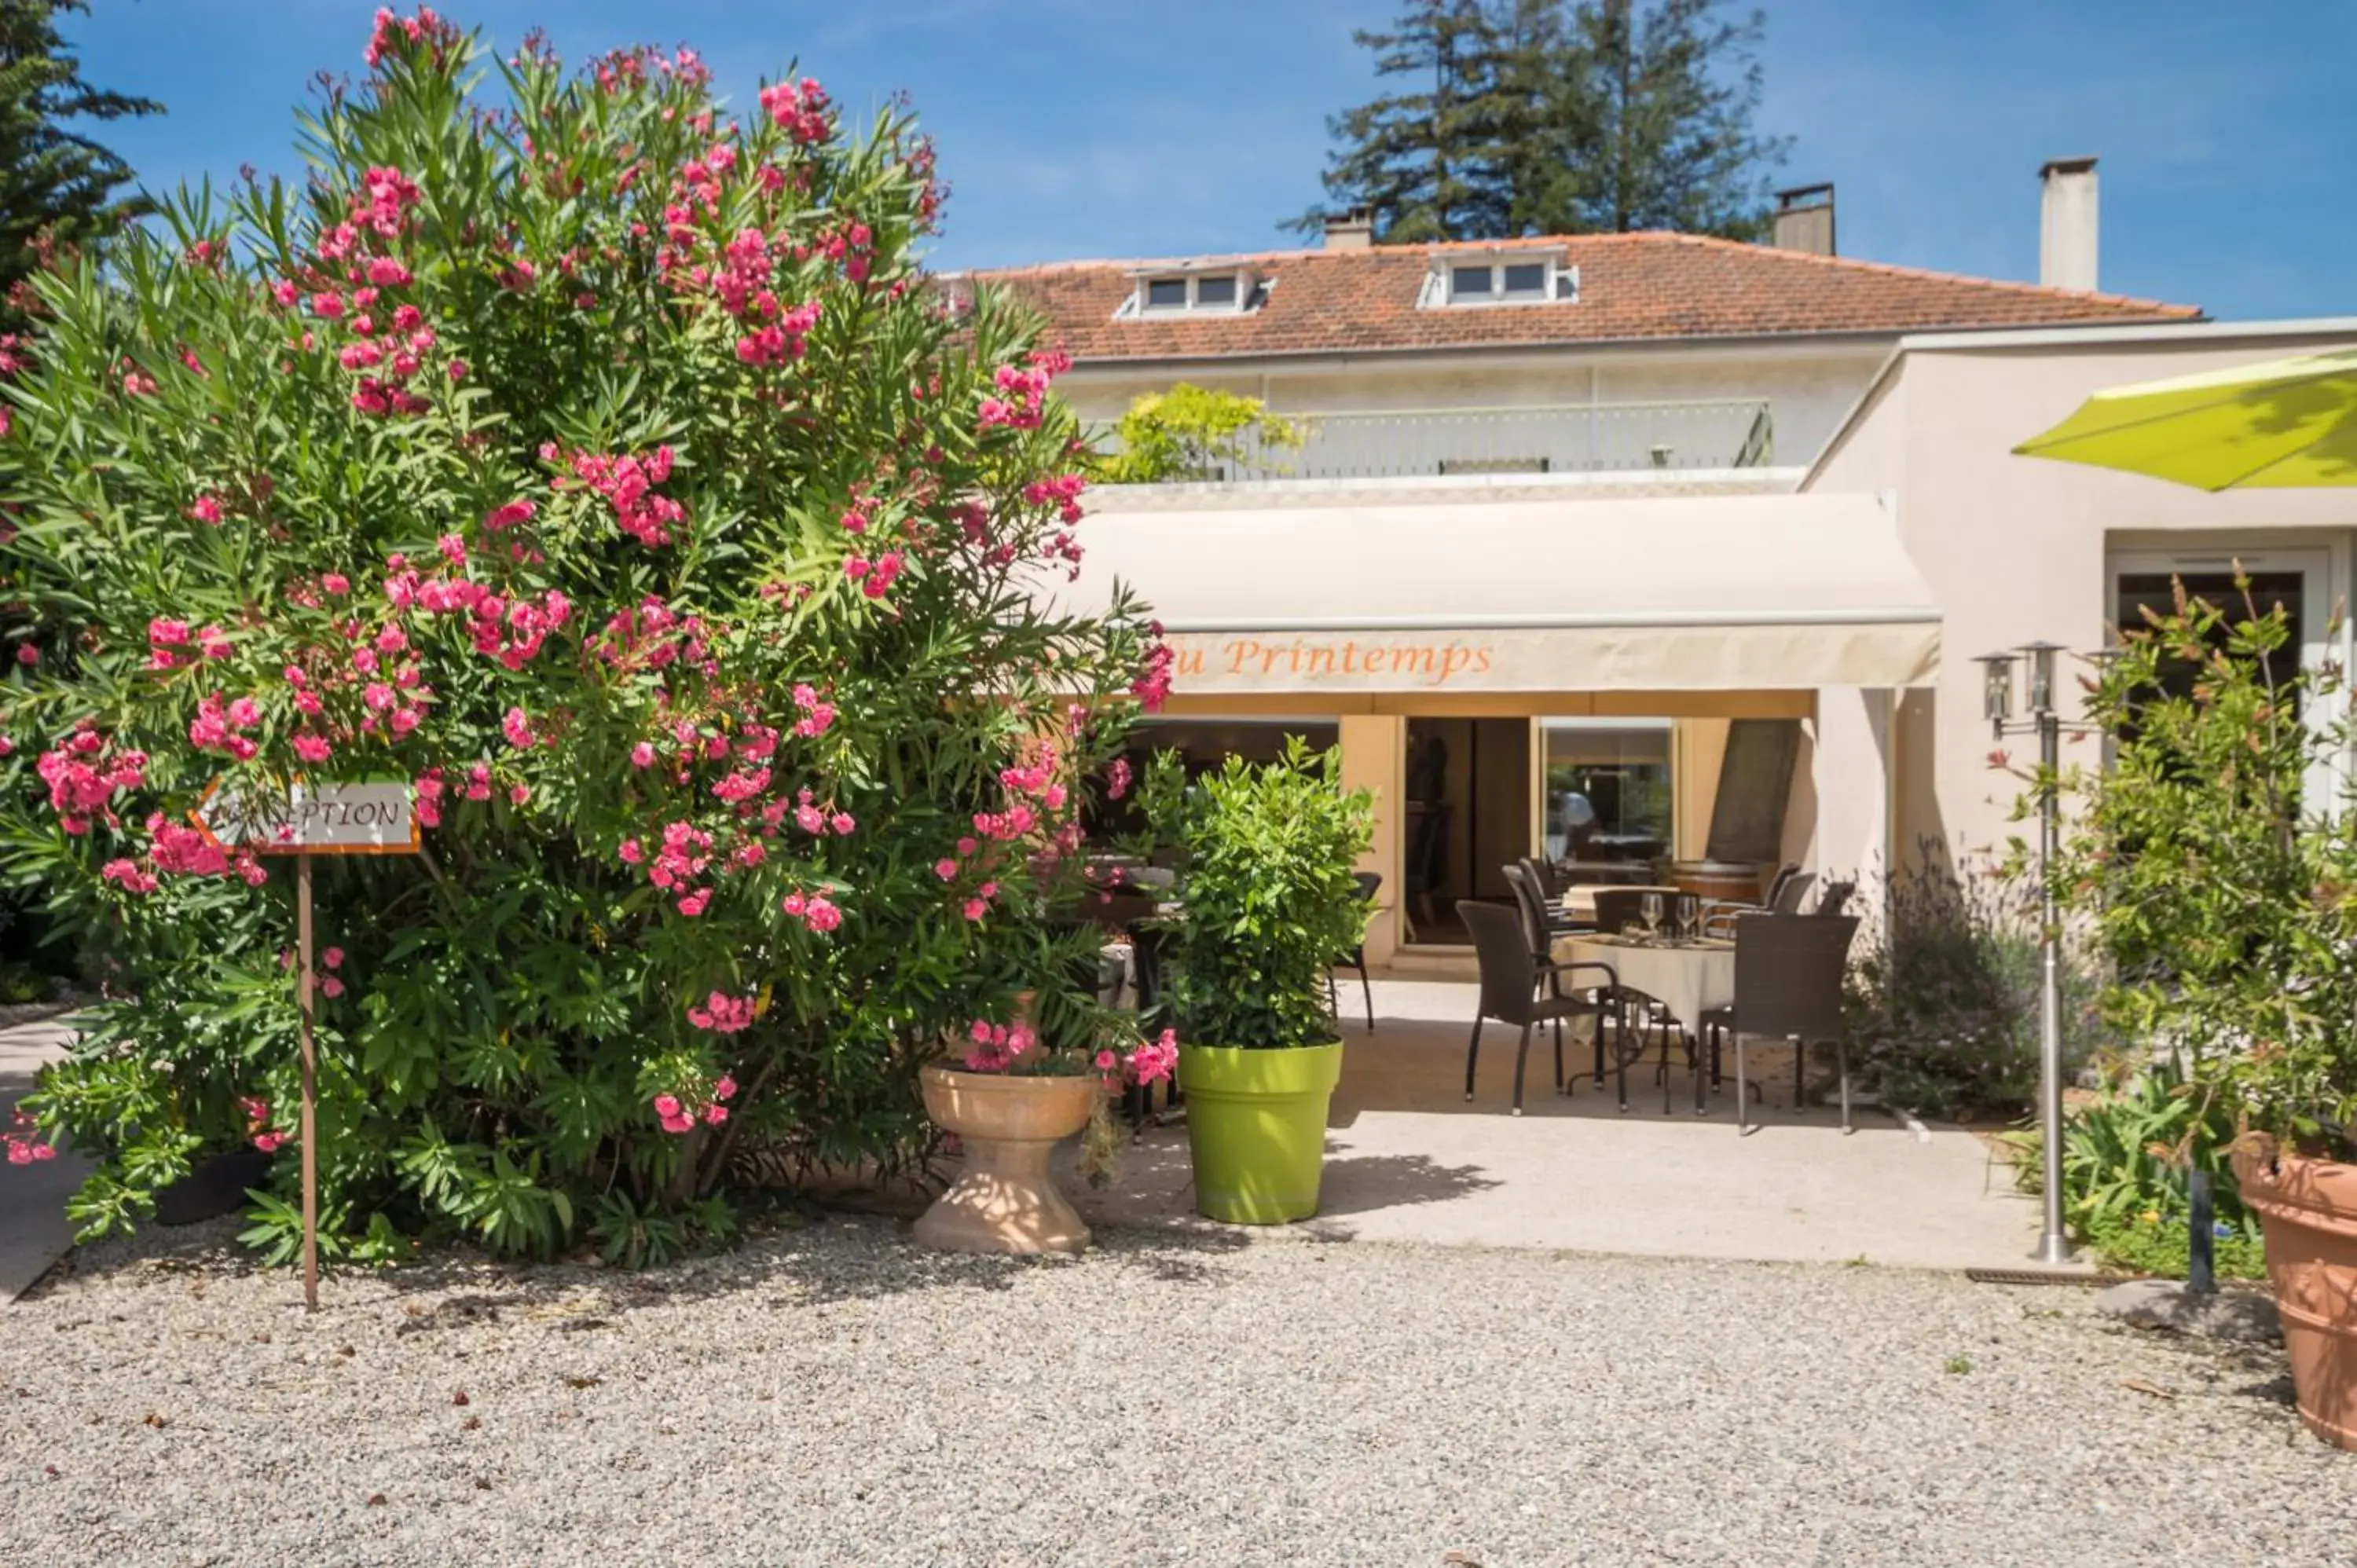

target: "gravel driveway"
[1,1215,2347,1566]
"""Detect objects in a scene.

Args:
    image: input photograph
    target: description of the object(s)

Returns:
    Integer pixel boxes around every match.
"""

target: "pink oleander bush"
[0,11,1166,1266]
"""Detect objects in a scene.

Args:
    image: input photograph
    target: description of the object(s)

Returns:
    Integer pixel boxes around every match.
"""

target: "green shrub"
[1093,383,1307,484]
[1842,854,2102,1120]
[0,14,1163,1262]
[2060,575,2357,1158]
[1136,738,1373,1050]
[2004,1052,2264,1278]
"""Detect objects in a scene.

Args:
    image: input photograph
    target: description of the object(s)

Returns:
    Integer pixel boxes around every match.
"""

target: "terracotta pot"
[912,1066,1096,1255]
[2233,1138,2357,1449]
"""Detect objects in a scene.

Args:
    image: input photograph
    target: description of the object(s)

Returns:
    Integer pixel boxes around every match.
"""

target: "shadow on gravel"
[19,1206,1260,1325]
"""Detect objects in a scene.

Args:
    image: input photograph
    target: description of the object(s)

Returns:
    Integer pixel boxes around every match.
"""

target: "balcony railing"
[1175,399,1776,483]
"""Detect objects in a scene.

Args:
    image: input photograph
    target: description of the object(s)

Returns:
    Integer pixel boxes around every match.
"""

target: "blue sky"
[67,1,2354,321]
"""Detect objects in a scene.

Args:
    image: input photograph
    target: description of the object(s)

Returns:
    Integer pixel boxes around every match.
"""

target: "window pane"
[1194,274,1237,306]
[1541,720,1673,872]
[1450,265,1494,299]
[1501,262,1546,296]
[1146,277,1187,308]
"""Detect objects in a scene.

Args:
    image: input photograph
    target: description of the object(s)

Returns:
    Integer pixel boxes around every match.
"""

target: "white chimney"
[1323,206,1374,251]
[2039,156,2099,291]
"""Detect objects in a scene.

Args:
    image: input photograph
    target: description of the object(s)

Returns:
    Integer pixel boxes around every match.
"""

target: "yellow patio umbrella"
[2014,346,2357,489]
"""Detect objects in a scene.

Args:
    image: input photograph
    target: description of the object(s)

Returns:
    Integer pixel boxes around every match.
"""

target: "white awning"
[1061,492,1940,694]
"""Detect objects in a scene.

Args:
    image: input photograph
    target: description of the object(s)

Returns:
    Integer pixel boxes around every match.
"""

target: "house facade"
[962,170,2355,965]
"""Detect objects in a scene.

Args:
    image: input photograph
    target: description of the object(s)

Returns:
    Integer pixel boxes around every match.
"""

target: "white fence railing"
[1188,400,1776,482]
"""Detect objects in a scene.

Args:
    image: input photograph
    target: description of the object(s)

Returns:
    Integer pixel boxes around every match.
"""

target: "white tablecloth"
[1555,934,1734,1030]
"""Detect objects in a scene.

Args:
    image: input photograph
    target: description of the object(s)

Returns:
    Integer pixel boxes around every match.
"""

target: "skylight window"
[1116,266,1267,320]
[1429,254,1577,308]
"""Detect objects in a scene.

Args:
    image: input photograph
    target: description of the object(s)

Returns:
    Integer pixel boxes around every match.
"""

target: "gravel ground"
[1,1215,2348,1567]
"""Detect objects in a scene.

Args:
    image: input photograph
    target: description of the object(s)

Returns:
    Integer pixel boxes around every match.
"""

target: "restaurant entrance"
[1400,717,1527,946]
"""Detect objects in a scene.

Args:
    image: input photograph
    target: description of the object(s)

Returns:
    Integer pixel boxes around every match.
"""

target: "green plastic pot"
[1178,1040,1344,1224]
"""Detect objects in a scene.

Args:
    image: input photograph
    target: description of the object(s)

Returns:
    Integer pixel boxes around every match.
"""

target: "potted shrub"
[1137,739,1373,1224]
[2060,577,2357,1448]
[911,973,1176,1256]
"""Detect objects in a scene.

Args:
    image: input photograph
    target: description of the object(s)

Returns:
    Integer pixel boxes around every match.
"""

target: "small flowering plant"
[0,13,1166,1265]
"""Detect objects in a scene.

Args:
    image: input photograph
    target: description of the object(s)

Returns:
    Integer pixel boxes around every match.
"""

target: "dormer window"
[1114,262,1269,320]
[1424,251,1578,308]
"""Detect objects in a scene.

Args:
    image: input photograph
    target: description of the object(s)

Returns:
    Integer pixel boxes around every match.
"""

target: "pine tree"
[1288,0,1512,244]
[1558,0,1787,237]
[1294,0,1787,244]
[0,0,160,315]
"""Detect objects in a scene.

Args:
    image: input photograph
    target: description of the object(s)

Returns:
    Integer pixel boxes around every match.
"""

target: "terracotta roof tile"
[956,232,2200,363]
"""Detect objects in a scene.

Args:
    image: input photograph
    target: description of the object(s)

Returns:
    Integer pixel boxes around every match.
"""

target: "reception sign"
[195,775,418,1316]
[195,779,418,855]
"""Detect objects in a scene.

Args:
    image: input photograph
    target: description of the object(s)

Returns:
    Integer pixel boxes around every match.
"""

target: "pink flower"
[188,494,225,526]
[659,1111,695,1135]
[293,734,333,764]
[15,645,35,667]
[320,976,345,998]
[618,838,644,865]
[703,1104,728,1126]
[509,784,529,805]
[1127,1028,1180,1086]
[630,741,656,768]
[652,1094,681,1119]
[502,706,534,748]
[713,1074,738,1101]
[253,1131,286,1154]
[933,859,956,881]
[101,858,158,894]
[676,888,712,918]
[962,898,987,922]
[446,358,468,382]
[322,573,350,595]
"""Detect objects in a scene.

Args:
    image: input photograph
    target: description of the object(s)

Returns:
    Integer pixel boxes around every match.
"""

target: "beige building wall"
[1805,325,2357,868]
[1338,714,1405,964]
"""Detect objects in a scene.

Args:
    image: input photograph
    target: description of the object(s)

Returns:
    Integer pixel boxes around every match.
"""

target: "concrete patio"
[1076,977,2049,1271]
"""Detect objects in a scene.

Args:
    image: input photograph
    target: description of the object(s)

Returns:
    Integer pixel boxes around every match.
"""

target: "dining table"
[1551,929,1735,1113]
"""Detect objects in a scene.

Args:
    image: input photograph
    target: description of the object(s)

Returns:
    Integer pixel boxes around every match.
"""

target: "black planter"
[154,1145,275,1226]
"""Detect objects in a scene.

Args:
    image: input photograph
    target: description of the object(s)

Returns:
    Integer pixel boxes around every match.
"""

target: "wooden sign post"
[196,779,420,1312]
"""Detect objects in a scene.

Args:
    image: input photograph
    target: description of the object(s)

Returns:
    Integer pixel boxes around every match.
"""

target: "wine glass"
[1640,891,1664,941]
[1674,892,1699,941]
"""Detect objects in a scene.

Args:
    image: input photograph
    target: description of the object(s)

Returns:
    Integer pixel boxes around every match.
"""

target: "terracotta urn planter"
[2232,1137,2357,1449]
[911,1066,1097,1256]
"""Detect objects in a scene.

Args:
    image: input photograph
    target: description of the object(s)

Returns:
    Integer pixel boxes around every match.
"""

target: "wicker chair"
[1460,899,1627,1114]
[1697,913,1861,1134]
[1326,870,1382,1034]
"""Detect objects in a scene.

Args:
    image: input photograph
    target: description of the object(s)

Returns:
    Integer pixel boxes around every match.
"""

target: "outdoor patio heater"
[1975,640,2109,1268]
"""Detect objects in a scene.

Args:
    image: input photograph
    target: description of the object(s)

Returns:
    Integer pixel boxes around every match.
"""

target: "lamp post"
[1977,641,2104,1267]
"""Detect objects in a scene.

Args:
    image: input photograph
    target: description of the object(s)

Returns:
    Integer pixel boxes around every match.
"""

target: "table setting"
[1552,888,1733,1112]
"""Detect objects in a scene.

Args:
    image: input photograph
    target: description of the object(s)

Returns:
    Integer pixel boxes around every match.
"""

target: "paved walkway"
[0,1014,84,1301]
[1077,978,2051,1270]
